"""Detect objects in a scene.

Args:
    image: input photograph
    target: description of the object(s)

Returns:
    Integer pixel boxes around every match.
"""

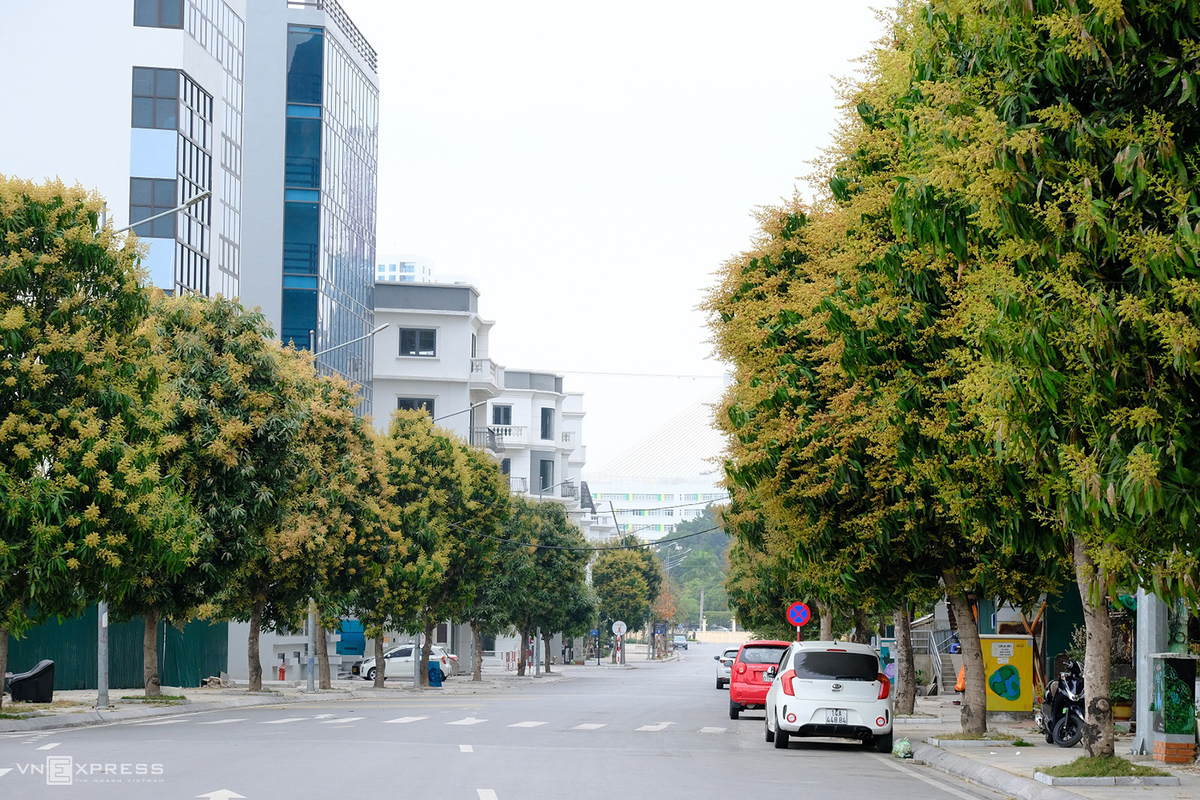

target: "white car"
[354,644,458,682]
[714,647,738,689]
[763,641,893,752]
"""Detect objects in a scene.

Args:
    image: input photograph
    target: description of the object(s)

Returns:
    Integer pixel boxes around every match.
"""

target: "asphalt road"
[0,643,1014,799]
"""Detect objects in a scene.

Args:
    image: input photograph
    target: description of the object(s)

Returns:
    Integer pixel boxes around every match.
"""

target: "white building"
[585,388,729,540]
[376,254,435,283]
[0,0,247,297]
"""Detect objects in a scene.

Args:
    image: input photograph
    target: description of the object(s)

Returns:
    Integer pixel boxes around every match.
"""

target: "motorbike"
[1036,660,1085,747]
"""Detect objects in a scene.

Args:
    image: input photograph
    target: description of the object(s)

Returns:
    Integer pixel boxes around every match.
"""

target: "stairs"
[938,652,957,694]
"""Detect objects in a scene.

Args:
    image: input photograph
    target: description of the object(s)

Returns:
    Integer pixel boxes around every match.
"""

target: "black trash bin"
[10,660,54,703]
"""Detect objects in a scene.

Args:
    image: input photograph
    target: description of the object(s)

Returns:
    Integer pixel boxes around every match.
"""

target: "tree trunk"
[143,606,162,698]
[893,605,915,715]
[471,623,483,682]
[248,600,264,692]
[420,619,436,687]
[316,622,331,690]
[851,609,872,644]
[1073,533,1114,757]
[817,600,833,640]
[516,627,528,677]
[372,636,386,688]
[543,632,553,674]
[944,573,987,734]
[0,626,8,712]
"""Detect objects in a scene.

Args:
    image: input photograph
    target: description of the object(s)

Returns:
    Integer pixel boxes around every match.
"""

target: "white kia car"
[763,641,893,752]
[353,644,458,682]
[713,647,739,689]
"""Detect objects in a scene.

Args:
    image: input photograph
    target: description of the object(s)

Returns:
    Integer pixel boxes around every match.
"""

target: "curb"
[927,737,1013,747]
[913,743,1086,800]
[1034,771,1181,787]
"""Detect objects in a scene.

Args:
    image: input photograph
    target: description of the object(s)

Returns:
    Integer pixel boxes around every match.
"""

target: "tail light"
[877,673,891,700]
[736,664,746,675]
[779,669,796,696]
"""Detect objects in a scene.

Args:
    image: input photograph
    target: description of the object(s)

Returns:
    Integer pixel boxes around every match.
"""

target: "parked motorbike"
[1035,660,1085,747]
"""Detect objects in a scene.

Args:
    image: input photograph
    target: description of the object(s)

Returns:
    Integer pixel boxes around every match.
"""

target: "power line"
[446,522,726,552]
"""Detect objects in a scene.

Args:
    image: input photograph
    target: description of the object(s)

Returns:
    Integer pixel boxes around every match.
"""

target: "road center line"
[699,727,726,734]
[197,719,246,725]
[36,743,61,750]
[383,716,428,724]
[460,744,473,752]
[447,717,487,726]
[572,723,605,730]
[636,722,675,732]
[508,721,547,728]
[260,717,307,724]
[318,717,364,724]
[477,790,498,800]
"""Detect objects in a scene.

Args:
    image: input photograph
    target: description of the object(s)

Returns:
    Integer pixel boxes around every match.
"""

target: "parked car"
[728,640,790,719]
[672,635,689,650]
[353,644,457,681]
[714,647,739,689]
[763,641,893,753]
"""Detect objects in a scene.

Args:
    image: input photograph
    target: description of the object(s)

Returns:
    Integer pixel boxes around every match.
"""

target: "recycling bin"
[980,635,1033,712]
[427,662,442,688]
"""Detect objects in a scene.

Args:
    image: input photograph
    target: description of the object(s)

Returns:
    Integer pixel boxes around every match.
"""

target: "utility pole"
[306,599,316,692]
[96,601,109,708]
[534,627,542,677]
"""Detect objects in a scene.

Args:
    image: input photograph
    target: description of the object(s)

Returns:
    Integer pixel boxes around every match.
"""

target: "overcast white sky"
[340,0,889,470]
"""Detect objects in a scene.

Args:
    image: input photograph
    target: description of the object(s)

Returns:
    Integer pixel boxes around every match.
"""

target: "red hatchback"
[729,640,790,719]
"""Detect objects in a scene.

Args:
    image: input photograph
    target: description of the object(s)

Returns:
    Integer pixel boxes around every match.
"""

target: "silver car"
[714,647,739,689]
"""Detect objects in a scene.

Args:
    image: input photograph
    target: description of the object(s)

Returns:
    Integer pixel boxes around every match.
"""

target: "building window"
[540,408,554,440]
[399,328,436,357]
[500,458,511,475]
[133,0,183,28]
[129,178,177,238]
[132,67,179,129]
[287,26,324,105]
[492,405,512,426]
[397,397,435,416]
[539,459,554,492]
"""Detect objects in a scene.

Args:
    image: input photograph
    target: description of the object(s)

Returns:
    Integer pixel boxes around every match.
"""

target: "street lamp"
[112,189,212,235]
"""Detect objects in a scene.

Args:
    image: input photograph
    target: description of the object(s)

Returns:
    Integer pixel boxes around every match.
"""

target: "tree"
[0,177,198,706]
[150,295,310,692]
[592,547,653,634]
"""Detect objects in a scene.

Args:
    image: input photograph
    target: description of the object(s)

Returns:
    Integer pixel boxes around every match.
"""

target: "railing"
[287,0,378,72]
[470,427,502,453]
[560,481,578,499]
[561,431,573,444]
[910,630,942,690]
[489,425,525,441]
[508,476,528,494]
[469,358,499,386]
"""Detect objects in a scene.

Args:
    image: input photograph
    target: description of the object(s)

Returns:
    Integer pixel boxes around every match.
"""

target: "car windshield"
[739,645,788,665]
[793,650,878,681]
[723,650,738,658]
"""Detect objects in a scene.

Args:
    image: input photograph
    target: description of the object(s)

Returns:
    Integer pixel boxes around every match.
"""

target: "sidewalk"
[0,658,577,734]
[896,694,1200,800]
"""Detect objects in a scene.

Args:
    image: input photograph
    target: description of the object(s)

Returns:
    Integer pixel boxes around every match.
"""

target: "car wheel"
[1053,714,1082,747]
[728,700,740,720]
[365,667,376,682]
[875,731,894,753]
[764,714,775,743]
[773,715,789,749]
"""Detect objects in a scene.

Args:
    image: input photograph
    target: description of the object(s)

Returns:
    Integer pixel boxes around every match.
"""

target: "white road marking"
[318,717,363,724]
[260,717,307,724]
[477,790,498,800]
[0,768,11,778]
[312,714,336,719]
[871,754,984,800]
[460,744,474,752]
[36,743,61,750]
[383,716,429,724]
[508,721,547,728]
[447,717,488,726]
[135,719,188,726]
[699,727,726,734]
[572,723,606,730]
[636,722,675,732]
[197,718,247,725]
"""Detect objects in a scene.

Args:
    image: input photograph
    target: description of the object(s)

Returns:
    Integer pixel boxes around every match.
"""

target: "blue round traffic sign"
[787,601,811,627]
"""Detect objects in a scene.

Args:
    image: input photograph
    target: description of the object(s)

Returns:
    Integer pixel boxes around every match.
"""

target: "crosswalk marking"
[197,718,246,725]
[477,791,498,800]
[699,727,726,734]
[318,717,363,724]
[572,723,606,730]
[636,722,675,732]
[36,743,61,750]
[508,721,546,728]
[460,744,474,752]
[383,716,428,724]
[260,717,307,724]
[447,717,487,726]
[135,719,188,726]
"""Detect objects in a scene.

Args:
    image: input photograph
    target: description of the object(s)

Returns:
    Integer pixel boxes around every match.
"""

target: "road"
[0,643,1012,799]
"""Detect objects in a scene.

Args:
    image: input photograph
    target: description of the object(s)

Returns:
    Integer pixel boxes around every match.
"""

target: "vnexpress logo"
[46,756,73,785]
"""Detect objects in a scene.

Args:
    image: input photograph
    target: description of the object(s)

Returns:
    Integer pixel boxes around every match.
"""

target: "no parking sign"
[787,601,810,627]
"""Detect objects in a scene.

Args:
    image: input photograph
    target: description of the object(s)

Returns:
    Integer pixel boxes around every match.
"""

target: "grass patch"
[0,700,85,714]
[0,712,32,720]
[1040,756,1170,778]
[120,694,187,703]
[936,731,1017,741]
[1012,739,1034,747]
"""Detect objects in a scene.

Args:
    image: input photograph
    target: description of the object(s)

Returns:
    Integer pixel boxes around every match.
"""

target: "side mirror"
[713,655,720,661]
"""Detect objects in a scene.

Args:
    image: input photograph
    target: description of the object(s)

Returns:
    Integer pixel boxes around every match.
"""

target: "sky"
[339,0,890,471]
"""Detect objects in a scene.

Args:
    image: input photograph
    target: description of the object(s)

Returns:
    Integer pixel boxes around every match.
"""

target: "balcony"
[489,424,526,444]
[469,358,504,393]
[470,427,503,453]
[560,481,579,499]
[508,476,528,494]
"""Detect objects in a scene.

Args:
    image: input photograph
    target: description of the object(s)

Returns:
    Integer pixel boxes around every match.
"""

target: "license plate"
[826,709,848,724]
[762,673,773,683]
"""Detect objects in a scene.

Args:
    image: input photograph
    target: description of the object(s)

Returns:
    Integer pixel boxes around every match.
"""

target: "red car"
[728,640,790,719]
